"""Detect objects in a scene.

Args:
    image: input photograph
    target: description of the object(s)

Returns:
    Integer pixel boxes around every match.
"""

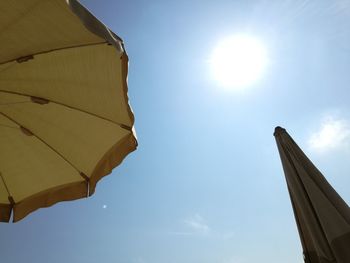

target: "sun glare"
[210,35,268,89]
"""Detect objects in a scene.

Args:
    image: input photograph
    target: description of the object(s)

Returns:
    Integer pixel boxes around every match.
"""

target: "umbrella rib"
[0,172,13,200]
[289,143,350,219]
[281,143,316,252]
[287,184,312,262]
[0,41,108,66]
[0,112,88,183]
[281,142,335,257]
[0,89,132,131]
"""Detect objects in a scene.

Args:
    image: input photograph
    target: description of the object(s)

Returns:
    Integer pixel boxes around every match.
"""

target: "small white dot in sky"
[103,204,107,209]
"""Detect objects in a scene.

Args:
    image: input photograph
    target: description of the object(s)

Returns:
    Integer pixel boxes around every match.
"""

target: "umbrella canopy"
[274,127,350,263]
[0,0,137,222]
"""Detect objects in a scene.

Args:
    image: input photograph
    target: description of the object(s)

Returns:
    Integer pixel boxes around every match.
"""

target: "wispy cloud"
[168,213,210,237]
[221,256,246,263]
[184,214,210,235]
[308,115,350,152]
[333,0,350,15]
[168,213,236,240]
[132,257,146,263]
[168,231,196,236]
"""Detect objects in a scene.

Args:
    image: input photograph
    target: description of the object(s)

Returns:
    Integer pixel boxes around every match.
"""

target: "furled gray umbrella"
[274,127,350,263]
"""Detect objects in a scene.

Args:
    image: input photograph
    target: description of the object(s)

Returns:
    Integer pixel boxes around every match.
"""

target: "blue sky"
[2,0,350,262]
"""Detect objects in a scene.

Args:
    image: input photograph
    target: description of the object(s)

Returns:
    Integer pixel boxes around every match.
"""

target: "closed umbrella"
[274,126,350,263]
[0,0,137,222]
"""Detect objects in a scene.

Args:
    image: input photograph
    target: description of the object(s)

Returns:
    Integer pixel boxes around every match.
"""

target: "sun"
[210,35,268,89]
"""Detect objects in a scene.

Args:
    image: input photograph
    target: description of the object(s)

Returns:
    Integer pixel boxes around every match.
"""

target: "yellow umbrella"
[0,0,137,222]
[274,127,350,263]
